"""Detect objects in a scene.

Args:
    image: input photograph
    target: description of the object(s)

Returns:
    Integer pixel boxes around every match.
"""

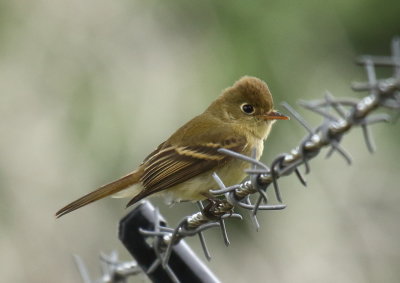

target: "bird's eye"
[241,104,255,114]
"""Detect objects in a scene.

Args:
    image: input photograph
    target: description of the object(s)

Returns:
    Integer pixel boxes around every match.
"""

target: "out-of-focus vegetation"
[0,1,399,282]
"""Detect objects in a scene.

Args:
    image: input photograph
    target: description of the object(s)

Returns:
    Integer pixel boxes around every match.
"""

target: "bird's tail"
[55,170,141,218]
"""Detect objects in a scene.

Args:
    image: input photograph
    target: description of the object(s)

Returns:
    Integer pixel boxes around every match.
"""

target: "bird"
[55,76,289,218]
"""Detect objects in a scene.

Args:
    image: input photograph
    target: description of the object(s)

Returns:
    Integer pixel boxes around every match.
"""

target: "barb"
[73,252,141,283]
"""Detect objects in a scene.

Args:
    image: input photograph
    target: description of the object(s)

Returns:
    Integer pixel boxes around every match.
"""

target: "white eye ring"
[241,103,255,114]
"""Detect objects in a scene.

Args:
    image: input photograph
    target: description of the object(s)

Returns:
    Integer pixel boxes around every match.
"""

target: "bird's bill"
[260,110,290,120]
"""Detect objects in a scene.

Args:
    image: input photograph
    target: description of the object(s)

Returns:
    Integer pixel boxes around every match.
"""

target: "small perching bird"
[55,76,289,218]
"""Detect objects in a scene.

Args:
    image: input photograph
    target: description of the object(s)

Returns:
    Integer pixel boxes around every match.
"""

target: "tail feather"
[55,170,141,218]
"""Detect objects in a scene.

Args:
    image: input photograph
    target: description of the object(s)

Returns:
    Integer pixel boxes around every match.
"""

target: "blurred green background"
[1,0,399,282]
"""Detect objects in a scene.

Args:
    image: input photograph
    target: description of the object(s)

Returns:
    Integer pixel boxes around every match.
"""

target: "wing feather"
[126,136,247,206]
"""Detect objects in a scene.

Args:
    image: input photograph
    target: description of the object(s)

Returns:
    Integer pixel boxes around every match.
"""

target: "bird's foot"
[202,197,233,220]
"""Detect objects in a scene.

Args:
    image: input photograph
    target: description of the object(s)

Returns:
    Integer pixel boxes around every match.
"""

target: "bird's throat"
[245,121,273,141]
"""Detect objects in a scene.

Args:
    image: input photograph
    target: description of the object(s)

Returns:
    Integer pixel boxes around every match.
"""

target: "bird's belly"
[164,157,251,203]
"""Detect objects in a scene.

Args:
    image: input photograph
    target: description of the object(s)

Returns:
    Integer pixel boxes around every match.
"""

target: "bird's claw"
[202,198,233,220]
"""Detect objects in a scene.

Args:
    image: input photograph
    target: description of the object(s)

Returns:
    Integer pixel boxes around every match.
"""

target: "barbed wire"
[75,37,400,283]
[73,252,141,283]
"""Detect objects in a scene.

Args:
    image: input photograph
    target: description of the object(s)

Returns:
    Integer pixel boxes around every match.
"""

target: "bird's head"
[208,76,289,128]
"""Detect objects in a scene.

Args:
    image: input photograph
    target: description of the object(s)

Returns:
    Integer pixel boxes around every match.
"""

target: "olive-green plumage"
[55,76,288,218]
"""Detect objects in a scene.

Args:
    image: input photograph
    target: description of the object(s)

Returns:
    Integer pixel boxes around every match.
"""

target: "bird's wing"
[126,135,247,206]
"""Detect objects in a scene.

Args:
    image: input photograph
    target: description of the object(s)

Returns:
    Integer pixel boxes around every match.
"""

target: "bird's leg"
[201,193,233,220]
